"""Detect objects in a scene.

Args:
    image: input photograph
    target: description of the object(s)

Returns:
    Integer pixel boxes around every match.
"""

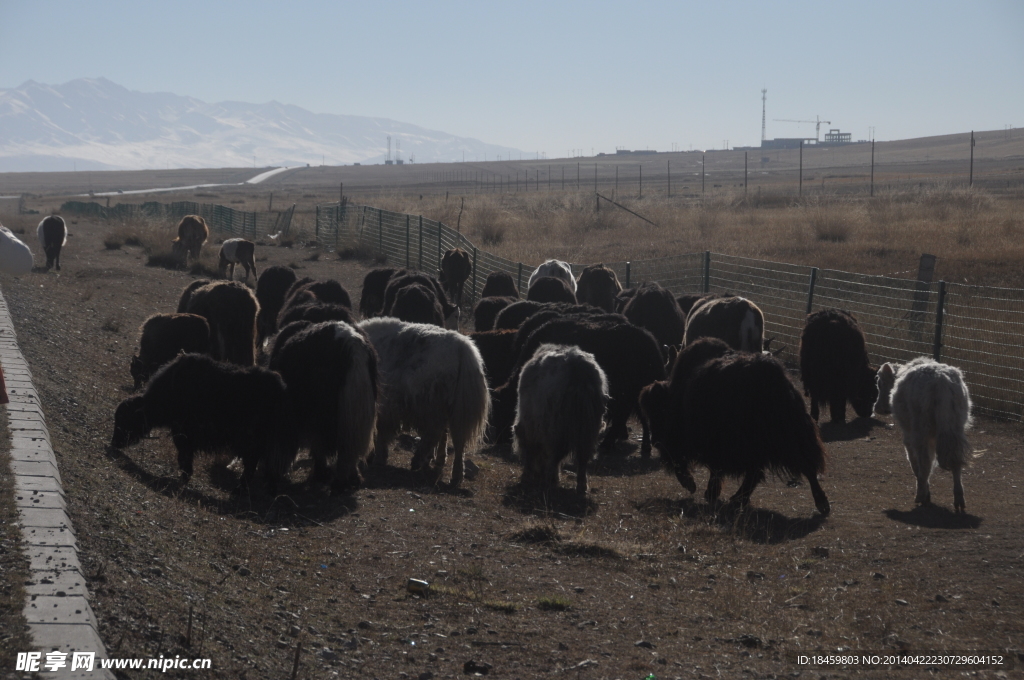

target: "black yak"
[799,309,878,423]
[130,313,211,390]
[37,215,68,271]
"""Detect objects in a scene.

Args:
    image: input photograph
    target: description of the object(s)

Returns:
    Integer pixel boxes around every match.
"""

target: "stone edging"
[0,287,113,679]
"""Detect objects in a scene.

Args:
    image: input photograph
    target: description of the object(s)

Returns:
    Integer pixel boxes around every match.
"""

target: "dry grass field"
[1,131,1023,678]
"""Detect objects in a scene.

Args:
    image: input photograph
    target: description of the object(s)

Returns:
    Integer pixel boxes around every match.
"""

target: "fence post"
[418,216,423,270]
[405,215,410,268]
[702,251,711,293]
[437,222,442,271]
[378,209,383,254]
[933,281,947,362]
[316,205,320,240]
[625,261,631,289]
[517,262,523,295]
[472,247,478,301]
[806,267,818,315]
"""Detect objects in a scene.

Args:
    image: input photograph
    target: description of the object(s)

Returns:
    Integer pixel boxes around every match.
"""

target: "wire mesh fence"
[60,200,295,238]
[319,201,1024,420]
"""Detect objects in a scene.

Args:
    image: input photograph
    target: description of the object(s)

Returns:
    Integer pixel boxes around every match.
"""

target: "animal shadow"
[818,416,887,442]
[636,495,828,544]
[363,462,473,497]
[501,482,598,519]
[883,505,982,529]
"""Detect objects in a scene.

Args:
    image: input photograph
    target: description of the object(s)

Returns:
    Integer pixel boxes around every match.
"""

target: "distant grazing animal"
[800,309,878,423]
[874,357,972,513]
[473,295,517,332]
[468,328,518,389]
[640,338,830,515]
[515,344,609,496]
[218,238,258,282]
[439,248,473,306]
[575,264,622,312]
[481,271,519,299]
[37,215,67,271]
[255,265,298,345]
[491,316,665,454]
[382,271,459,329]
[268,321,378,493]
[528,259,576,294]
[389,282,445,327]
[359,268,408,317]
[184,281,259,365]
[0,224,34,275]
[176,279,212,313]
[110,353,287,492]
[527,276,577,304]
[130,313,211,390]
[171,215,209,266]
[359,318,489,487]
[683,296,764,352]
[623,282,686,348]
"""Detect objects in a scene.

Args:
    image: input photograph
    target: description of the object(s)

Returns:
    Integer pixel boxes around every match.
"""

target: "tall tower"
[761,88,767,142]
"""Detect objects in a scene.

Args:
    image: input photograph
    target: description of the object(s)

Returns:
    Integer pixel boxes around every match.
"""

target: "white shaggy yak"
[359,318,490,487]
[527,259,576,295]
[0,225,34,275]
[514,344,608,495]
[874,357,973,513]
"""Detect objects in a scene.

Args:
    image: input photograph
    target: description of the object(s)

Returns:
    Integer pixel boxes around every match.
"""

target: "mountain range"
[0,78,523,172]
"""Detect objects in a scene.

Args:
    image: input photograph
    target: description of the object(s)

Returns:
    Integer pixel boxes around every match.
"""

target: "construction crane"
[773,115,831,142]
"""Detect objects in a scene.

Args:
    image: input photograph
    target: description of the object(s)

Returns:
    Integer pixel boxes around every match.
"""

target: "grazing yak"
[268,321,378,493]
[492,315,665,454]
[874,357,973,513]
[359,318,489,487]
[130,313,211,390]
[255,265,298,345]
[283,277,353,312]
[473,295,517,332]
[468,328,518,389]
[480,271,519,299]
[510,307,623,365]
[439,248,472,306]
[176,279,212,313]
[622,282,687,349]
[218,238,258,282]
[171,215,209,266]
[183,281,259,365]
[527,276,577,304]
[0,224,34,275]
[110,353,287,492]
[515,344,609,496]
[800,309,878,423]
[360,268,408,317]
[528,259,576,294]
[37,215,68,271]
[683,295,764,352]
[575,264,622,312]
[382,271,459,329]
[640,338,831,515]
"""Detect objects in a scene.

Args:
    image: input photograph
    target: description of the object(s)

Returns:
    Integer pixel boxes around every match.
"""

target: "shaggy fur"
[218,238,258,282]
[481,271,519,299]
[528,259,576,294]
[510,308,622,366]
[800,309,878,423]
[684,296,764,352]
[439,248,473,306]
[37,215,68,271]
[359,318,490,487]
[255,265,298,345]
[184,281,259,365]
[614,287,637,313]
[492,316,665,454]
[176,279,212,313]
[110,353,287,491]
[575,264,622,312]
[390,283,445,327]
[515,344,609,495]
[468,328,518,389]
[284,278,353,312]
[359,268,408,317]
[493,300,547,330]
[0,224,34,275]
[382,271,459,329]
[171,215,209,266]
[527,276,577,304]
[640,338,831,515]
[473,296,516,332]
[623,282,687,348]
[130,313,211,390]
[277,301,357,331]
[268,321,378,493]
[874,357,973,513]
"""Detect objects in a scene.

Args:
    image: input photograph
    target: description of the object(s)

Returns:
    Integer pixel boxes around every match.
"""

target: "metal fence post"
[625,262,631,289]
[378,208,383,255]
[933,281,947,362]
[517,263,523,295]
[438,223,443,272]
[806,267,819,315]
[315,205,320,240]
[418,216,423,270]
[405,215,410,268]
[472,247,478,300]
[702,251,711,294]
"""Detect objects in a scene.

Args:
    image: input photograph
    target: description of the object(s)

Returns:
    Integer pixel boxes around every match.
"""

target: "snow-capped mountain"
[0,78,523,171]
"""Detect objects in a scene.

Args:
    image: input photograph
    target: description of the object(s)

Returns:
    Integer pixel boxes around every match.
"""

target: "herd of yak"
[105,215,974,516]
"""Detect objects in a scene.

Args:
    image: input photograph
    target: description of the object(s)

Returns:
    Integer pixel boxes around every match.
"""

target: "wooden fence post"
[806,267,818,315]
[933,281,947,362]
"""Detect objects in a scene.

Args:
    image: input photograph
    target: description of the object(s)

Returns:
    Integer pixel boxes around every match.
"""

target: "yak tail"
[558,379,606,465]
[448,341,490,451]
[935,376,972,472]
[336,339,378,475]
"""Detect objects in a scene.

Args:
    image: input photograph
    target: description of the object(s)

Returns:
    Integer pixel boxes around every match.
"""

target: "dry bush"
[470,202,507,245]
[803,195,859,243]
[692,197,726,238]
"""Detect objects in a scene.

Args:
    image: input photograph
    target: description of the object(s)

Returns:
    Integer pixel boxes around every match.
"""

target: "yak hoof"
[676,470,697,494]
[816,498,831,516]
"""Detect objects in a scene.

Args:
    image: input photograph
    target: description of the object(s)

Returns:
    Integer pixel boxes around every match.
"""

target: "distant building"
[824,129,852,144]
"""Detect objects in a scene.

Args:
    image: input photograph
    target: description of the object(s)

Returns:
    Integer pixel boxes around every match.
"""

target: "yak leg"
[171,433,196,484]
[904,433,932,505]
[309,439,334,486]
[448,432,468,488]
[575,448,592,495]
[952,464,966,514]
[704,472,724,505]
[728,469,766,509]
[639,412,653,457]
[809,398,820,422]
[806,471,831,516]
[370,421,396,468]
[673,463,697,493]
[411,431,441,472]
[829,396,847,423]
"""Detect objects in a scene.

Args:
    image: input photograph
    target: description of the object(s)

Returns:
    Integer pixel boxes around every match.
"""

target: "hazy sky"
[2,0,1022,156]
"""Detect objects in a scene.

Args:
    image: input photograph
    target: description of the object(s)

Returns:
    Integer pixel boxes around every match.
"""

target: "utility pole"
[969,130,976,187]
[799,140,804,197]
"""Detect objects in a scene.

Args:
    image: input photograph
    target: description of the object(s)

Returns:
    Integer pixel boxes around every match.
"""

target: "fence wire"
[320,201,1024,420]
[61,200,295,238]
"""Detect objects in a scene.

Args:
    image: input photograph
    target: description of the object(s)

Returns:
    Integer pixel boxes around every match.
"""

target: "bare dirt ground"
[0,217,1023,679]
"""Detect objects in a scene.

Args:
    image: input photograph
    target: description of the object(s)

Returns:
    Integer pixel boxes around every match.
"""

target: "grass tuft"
[537,596,572,611]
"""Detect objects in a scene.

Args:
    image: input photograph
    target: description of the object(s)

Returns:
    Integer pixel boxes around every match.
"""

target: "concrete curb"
[0,290,114,679]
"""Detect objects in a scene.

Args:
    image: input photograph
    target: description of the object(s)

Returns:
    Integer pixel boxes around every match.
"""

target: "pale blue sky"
[2,0,1022,156]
